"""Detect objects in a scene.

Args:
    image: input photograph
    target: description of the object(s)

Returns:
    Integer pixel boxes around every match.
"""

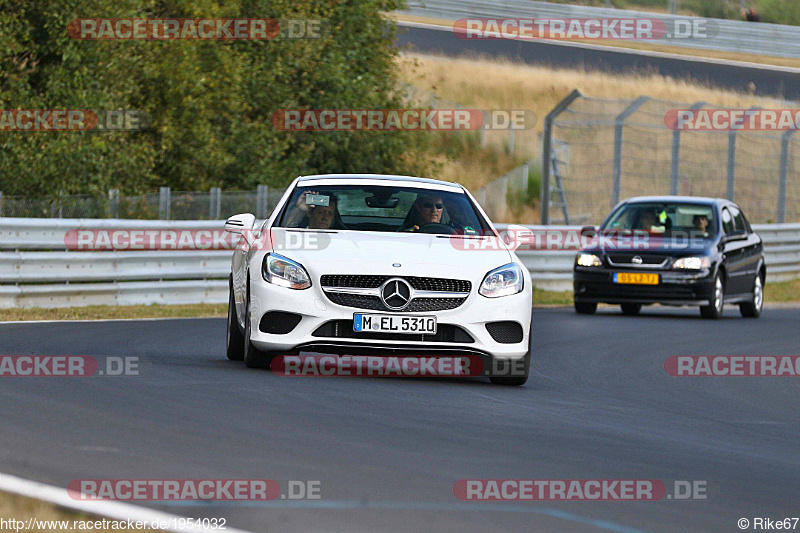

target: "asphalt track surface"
[397,25,800,101]
[1,306,799,532]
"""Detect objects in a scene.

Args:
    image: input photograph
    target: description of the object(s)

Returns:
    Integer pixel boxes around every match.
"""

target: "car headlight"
[673,256,710,270]
[479,263,524,298]
[262,253,311,289]
[576,253,602,267]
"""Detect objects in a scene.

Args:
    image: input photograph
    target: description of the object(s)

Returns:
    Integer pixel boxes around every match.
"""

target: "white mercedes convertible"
[224,174,532,385]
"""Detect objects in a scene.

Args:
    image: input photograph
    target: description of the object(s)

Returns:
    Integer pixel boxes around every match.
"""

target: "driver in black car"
[401,193,444,232]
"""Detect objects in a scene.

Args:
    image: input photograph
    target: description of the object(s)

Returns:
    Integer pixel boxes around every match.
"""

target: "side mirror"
[225,213,256,234]
[580,225,597,238]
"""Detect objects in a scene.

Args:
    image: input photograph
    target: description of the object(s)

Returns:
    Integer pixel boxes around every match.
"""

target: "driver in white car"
[402,193,444,232]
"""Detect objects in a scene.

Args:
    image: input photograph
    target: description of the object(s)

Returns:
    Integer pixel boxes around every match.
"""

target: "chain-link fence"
[0,186,286,220]
[541,90,799,225]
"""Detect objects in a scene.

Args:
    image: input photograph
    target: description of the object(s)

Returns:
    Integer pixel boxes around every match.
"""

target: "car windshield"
[602,202,717,238]
[275,184,492,235]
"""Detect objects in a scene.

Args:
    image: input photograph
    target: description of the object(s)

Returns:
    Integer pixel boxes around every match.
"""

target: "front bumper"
[248,275,532,359]
[573,267,715,306]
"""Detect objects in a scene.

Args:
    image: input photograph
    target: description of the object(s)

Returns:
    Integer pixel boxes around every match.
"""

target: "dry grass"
[0,491,159,532]
[0,303,226,322]
[392,14,800,69]
[398,53,785,135]
[765,277,800,302]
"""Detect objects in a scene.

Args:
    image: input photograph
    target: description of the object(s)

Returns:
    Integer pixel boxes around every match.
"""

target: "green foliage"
[0,0,429,197]
[756,0,800,26]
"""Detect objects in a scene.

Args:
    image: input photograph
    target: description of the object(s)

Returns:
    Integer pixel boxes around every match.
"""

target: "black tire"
[700,272,724,319]
[620,303,642,316]
[243,287,276,369]
[740,273,764,318]
[574,301,597,315]
[489,349,531,386]
[226,279,244,361]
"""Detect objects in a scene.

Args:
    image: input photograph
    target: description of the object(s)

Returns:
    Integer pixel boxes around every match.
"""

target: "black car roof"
[621,196,723,206]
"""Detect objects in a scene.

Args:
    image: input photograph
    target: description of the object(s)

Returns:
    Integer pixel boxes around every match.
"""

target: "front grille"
[325,293,466,312]
[312,320,474,343]
[320,275,471,293]
[485,321,524,344]
[259,311,302,334]
[320,275,471,312]
[607,254,670,266]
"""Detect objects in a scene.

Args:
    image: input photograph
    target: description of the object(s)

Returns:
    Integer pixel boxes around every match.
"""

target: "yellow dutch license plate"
[614,272,659,285]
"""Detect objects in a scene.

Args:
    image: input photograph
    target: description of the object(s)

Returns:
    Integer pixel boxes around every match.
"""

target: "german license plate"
[614,272,659,285]
[353,313,437,334]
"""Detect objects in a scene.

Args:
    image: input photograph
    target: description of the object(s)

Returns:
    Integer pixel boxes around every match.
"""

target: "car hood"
[266,228,515,280]
[581,233,715,256]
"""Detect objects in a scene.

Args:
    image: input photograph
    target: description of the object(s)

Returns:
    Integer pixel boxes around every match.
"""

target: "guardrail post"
[612,96,650,209]
[777,130,796,223]
[257,184,269,219]
[159,187,171,220]
[108,189,119,219]
[541,89,582,224]
[670,101,705,195]
[209,187,221,219]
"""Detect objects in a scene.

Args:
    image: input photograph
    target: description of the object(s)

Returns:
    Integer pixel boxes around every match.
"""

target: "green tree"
[0,0,429,199]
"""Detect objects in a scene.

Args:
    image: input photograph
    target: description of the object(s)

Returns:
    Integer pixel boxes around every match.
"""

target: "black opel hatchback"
[573,197,765,319]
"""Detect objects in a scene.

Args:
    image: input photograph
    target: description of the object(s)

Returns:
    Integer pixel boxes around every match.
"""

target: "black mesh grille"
[320,275,471,293]
[312,320,474,343]
[325,293,466,312]
[607,254,669,265]
[259,311,302,334]
[485,321,524,344]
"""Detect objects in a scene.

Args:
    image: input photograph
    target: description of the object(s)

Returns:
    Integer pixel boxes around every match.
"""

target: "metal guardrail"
[399,0,800,59]
[0,219,798,307]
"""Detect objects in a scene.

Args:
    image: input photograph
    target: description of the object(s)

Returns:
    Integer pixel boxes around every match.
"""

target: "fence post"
[159,187,171,220]
[521,163,529,195]
[670,101,705,195]
[480,111,487,148]
[777,130,796,223]
[726,130,737,201]
[612,96,650,209]
[257,184,268,219]
[541,89,582,224]
[108,189,119,219]
[209,187,221,219]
